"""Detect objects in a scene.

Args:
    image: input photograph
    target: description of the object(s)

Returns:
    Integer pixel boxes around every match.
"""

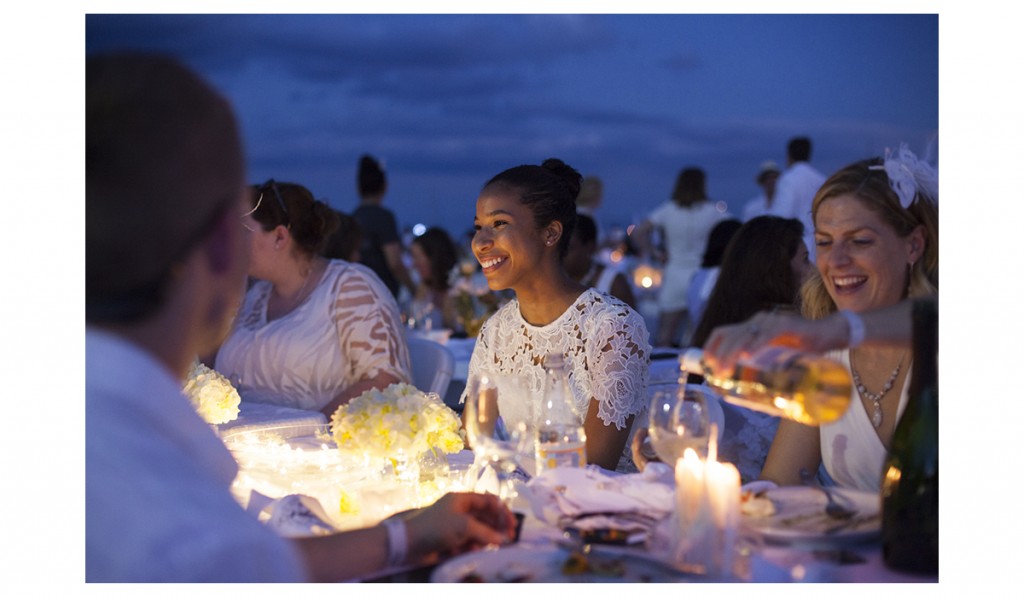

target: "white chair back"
[407,337,456,397]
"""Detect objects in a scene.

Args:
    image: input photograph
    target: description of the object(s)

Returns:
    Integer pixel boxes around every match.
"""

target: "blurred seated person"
[321,208,362,262]
[86,52,514,582]
[686,218,742,333]
[633,216,813,482]
[214,180,412,418]
[564,212,637,310]
[576,175,605,243]
[408,226,459,331]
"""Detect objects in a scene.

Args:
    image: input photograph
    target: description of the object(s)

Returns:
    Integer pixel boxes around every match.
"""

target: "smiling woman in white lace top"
[461,158,650,471]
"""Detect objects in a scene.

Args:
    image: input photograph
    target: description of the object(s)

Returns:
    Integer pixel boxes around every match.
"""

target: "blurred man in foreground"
[85,52,514,582]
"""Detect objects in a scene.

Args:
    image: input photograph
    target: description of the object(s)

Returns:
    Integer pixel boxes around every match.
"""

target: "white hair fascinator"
[869,143,938,209]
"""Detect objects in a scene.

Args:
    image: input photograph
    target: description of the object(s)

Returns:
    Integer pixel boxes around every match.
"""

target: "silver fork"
[799,468,856,520]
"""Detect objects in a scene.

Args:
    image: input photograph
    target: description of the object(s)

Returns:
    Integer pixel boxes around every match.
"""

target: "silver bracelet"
[838,309,865,348]
[382,518,408,568]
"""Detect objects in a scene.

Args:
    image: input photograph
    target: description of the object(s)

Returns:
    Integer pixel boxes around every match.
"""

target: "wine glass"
[647,383,713,463]
[464,373,529,504]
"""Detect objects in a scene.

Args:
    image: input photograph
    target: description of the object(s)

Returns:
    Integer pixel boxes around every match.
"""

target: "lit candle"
[673,445,740,577]
[674,448,707,529]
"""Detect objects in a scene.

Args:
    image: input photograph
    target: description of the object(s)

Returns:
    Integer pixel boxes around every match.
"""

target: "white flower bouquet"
[182,360,241,425]
[329,383,465,466]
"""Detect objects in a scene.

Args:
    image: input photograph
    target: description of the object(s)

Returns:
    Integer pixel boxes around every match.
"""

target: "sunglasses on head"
[242,179,290,231]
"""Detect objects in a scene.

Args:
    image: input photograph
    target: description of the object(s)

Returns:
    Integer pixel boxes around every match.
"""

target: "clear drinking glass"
[464,373,530,503]
[647,384,713,462]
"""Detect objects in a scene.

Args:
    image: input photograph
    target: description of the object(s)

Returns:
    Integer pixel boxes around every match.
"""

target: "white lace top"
[461,289,651,468]
[215,260,412,411]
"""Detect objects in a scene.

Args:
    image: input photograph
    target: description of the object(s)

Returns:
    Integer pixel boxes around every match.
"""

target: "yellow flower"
[329,383,464,464]
[182,360,240,424]
[338,491,359,515]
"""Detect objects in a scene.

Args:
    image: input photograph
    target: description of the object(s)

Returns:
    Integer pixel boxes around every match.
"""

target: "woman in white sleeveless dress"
[720,148,938,492]
[635,167,726,347]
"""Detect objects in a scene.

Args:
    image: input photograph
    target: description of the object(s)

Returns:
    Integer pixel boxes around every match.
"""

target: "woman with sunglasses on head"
[214,180,412,418]
[461,158,651,472]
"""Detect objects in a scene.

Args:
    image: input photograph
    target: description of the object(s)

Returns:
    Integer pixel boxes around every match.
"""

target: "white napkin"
[525,464,675,530]
[258,494,337,537]
[741,480,779,496]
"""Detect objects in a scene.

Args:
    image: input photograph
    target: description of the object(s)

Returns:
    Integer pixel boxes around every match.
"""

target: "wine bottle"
[535,352,587,472]
[881,299,938,574]
[679,346,852,426]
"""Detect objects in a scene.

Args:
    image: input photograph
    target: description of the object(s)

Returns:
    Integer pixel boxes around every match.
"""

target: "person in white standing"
[635,167,727,347]
[773,137,827,259]
[740,160,782,221]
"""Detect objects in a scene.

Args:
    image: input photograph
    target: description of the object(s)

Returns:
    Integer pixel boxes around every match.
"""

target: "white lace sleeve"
[330,264,412,384]
[573,293,650,430]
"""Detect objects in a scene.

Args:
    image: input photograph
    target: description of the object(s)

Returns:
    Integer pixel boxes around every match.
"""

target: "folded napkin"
[741,480,779,496]
[256,493,337,537]
[525,464,675,531]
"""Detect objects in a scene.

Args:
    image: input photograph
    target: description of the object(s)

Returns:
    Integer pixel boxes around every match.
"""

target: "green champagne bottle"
[880,299,938,574]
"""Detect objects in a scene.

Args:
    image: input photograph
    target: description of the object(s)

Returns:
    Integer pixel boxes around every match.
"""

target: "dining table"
[215,395,938,584]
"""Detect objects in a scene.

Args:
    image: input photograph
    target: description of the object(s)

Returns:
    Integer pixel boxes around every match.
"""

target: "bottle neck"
[906,299,938,405]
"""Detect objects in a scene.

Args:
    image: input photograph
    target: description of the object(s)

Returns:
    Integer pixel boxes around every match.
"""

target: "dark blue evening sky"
[86,13,938,239]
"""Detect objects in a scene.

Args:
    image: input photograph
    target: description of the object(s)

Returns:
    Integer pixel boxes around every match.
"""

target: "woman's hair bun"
[541,157,582,201]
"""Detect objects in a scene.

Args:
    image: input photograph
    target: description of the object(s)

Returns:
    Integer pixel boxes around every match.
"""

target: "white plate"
[430,543,697,583]
[741,486,881,545]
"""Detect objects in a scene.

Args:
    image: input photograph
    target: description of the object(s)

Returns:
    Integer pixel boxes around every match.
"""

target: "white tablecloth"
[214,399,934,583]
[216,401,327,438]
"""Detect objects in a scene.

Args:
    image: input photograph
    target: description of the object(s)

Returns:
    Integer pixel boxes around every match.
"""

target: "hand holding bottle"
[702,312,850,378]
[680,347,852,426]
[703,300,925,379]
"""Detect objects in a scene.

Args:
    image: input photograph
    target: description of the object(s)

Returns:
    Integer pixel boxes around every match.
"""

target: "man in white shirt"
[86,52,514,582]
[772,137,827,259]
[740,160,782,221]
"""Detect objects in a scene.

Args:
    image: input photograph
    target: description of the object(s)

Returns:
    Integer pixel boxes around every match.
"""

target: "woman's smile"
[478,255,507,273]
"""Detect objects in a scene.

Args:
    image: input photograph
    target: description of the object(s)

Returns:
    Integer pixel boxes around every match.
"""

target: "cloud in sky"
[86,13,938,236]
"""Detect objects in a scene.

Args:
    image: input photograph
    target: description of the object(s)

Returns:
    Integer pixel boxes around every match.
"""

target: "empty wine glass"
[464,373,529,503]
[647,383,713,463]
